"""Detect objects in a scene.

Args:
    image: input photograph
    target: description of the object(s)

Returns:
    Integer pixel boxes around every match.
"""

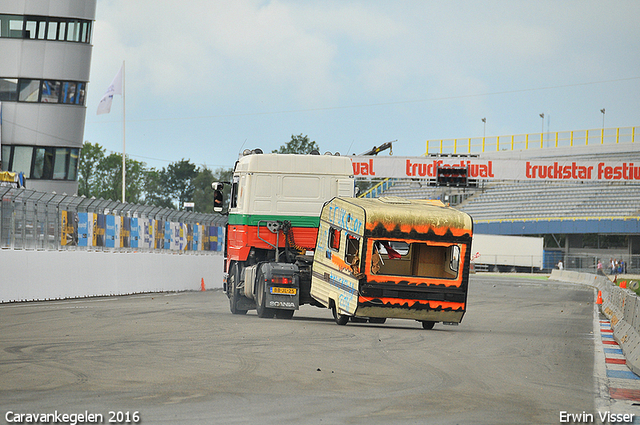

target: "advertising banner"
[142,218,153,249]
[164,221,171,250]
[94,214,105,247]
[192,224,200,251]
[121,216,131,248]
[60,211,78,246]
[350,156,640,182]
[130,217,139,249]
[217,227,224,252]
[154,220,164,249]
[105,215,117,248]
[209,226,218,251]
[77,212,94,247]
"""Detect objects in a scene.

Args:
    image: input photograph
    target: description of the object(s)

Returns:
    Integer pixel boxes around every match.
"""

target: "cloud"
[88,0,640,154]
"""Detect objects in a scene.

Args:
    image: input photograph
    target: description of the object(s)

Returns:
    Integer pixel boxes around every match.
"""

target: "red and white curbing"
[599,317,640,423]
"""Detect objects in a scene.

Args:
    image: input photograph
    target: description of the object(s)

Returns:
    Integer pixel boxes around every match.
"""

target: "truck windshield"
[371,240,460,279]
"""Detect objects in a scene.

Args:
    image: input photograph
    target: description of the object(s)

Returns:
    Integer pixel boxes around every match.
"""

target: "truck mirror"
[212,182,224,212]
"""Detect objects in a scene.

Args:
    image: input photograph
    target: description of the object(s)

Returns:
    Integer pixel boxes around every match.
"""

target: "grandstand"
[361,128,640,272]
[459,180,640,221]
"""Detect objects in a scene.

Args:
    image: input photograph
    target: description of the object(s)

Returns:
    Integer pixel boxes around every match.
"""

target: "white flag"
[96,65,123,115]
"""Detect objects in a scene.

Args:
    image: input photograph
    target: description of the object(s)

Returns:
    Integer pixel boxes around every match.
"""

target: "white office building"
[0,0,96,194]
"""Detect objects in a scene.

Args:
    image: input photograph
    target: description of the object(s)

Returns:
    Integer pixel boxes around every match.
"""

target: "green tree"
[272,134,319,154]
[94,153,146,203]
[143,167,173,208]
[78,142,105,197]
[166,159,198,210]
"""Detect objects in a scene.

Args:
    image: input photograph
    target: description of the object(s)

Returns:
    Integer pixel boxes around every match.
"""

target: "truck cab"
[222,152,355,317]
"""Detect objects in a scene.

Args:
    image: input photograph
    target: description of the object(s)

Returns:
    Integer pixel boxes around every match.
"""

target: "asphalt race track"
[0,275,598,424]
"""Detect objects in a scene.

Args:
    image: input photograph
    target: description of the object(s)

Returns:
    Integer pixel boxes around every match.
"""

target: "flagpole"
[121,60,126,203]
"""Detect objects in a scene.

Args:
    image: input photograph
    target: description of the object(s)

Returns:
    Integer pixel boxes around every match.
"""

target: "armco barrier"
[550,270,640,376]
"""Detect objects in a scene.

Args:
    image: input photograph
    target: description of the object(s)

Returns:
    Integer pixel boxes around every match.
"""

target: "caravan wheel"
[332,304,349,326]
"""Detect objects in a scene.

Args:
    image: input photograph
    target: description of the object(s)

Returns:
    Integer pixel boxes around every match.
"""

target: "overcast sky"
[84,0,640,171]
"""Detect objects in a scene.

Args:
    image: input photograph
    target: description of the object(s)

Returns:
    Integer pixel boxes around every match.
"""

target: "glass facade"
[2,145,80,181]
[1,77,86,105]
[0,14,92,43]
[0,6,95,192]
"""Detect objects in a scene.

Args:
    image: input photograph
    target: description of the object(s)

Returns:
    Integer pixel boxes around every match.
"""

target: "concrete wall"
[1,250,224,303]
[550,269,640,376]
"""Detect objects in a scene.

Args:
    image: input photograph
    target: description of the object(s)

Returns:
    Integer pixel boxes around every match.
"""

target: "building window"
[2,145,80,181]
[12,146,33,175]
[0,78,18,101]
[53,148,69,179]
[1,145,11,171]
[47,20,58,40]
[18,79,40,102]
[0,14,92,43]
[68,149,79,181]
[1,77,87,105]
[41,80,60,103]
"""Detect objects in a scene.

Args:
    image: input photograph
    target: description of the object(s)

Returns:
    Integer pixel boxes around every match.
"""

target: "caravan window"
[329,227,341,251]
[371,240,461,279]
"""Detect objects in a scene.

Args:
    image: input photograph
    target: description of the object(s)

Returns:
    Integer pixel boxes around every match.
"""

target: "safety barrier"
[426,125,639,155]
[550,269,640,376]
[1,187,227,253]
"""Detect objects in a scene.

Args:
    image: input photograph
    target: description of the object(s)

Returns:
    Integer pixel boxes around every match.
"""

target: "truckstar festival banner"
[350,156,640,182]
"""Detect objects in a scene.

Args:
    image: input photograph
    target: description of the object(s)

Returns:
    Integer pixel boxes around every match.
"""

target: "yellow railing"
[426,126,639,155]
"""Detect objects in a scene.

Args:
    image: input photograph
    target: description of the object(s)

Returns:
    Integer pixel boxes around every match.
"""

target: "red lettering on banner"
[405,159,440,177]
[352,157,640,181]
[597,162,640,181]
[525,161,594,180]
[352,159,375,176]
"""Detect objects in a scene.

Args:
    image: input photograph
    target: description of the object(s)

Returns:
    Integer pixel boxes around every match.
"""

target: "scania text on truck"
[214,151,473,328]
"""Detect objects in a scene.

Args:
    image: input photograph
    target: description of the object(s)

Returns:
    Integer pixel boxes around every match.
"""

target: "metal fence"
[473,252,640,275]
[0,187,228,253]
[558,254,640,276]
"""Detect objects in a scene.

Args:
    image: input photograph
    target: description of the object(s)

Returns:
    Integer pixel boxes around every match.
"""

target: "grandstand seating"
[379,179,640,222]
[459,181,640,221]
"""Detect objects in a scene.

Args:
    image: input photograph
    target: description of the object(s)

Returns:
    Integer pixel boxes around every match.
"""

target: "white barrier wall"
[550,269,640,376]
[0,250,224,303]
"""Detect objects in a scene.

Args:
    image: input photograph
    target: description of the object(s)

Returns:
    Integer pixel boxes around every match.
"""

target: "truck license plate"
[271,287,296,295]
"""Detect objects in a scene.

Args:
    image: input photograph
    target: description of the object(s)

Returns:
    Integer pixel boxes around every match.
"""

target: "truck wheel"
[256,270,275,318]
[229,262,247,315]
[421,321,435,330]
[332,304,349,326]
[275,309,294,320]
